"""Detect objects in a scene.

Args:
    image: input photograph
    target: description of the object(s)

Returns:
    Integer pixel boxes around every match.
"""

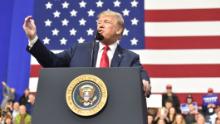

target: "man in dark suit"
[23,10,151,96]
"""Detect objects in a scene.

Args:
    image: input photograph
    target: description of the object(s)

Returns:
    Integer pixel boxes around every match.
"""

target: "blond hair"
[98,10,124,35]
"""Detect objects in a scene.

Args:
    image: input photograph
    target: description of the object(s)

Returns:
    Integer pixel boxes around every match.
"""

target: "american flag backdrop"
[30,0,220,104]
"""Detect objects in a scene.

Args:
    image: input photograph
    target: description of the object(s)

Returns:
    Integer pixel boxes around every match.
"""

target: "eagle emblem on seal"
[79,84,97,106]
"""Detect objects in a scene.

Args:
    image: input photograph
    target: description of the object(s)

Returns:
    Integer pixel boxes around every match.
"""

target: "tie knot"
[103,45,110,51]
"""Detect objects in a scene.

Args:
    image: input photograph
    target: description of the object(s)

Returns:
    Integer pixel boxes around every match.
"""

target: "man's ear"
[116,28,123,35]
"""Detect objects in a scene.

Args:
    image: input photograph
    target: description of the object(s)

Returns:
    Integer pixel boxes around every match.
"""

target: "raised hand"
[23,16,37,40]
[2,81,6,86]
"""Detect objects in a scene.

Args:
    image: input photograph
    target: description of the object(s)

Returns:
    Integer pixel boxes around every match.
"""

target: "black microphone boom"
[90,32,104,67]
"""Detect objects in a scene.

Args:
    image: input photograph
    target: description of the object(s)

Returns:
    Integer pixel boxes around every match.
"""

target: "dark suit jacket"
[28,39,150,81]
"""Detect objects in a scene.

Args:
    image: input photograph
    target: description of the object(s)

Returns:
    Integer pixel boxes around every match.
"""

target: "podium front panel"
[32,67,147,124]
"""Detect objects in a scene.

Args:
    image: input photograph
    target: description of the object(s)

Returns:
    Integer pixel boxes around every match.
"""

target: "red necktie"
[100,45,110,68]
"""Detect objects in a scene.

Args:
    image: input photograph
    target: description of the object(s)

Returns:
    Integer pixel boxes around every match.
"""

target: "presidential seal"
[66,74,108,116]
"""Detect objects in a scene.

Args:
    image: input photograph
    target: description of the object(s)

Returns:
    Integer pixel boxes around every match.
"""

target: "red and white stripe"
[29,0,220,104]
[143,0,220,104]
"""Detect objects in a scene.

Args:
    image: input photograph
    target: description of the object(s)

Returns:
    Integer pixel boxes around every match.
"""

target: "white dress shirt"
[28,35,38,48]
[95,41,118,67]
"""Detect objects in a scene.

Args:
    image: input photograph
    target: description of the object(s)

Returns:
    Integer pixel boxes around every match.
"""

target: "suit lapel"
[111,45,123,67]
[92,42,99,67]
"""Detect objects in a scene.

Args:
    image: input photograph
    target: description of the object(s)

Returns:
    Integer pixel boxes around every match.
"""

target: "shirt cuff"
[28,35,38,49]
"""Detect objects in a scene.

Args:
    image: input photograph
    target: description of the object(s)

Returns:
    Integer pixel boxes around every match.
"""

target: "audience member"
[154,107,169,124]
[167,107,176,124]
[0,116,3,124]
[184,103,197,124]
[5,115,12,124]
[5,100,13,112]
[186,94,193,104]
[12,102,20,122]
[19,89,30,105]
[173,114,186,124]
[202,88,219,124]
[210,107,220,124]
[162,84,180,113]
[217,108,220,119]
[25,94,35,114]
[195,113,207,124]
[157,119,167,124]
[216,117,220,124]
[1,81,15,110]
[14,105,31,124]
[148,114,154,124]
[164,100,173,111]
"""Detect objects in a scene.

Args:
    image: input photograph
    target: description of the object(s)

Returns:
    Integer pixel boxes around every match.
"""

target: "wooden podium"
[32,67,147,124]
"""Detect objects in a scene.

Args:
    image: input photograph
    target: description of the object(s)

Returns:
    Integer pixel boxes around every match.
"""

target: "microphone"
[95,32,104,41]
[90,32,104,67]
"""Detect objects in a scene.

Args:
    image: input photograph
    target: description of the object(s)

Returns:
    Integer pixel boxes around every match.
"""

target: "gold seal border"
[66,74,108,116]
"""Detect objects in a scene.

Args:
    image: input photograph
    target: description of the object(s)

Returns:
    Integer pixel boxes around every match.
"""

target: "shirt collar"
[99,41,118,52]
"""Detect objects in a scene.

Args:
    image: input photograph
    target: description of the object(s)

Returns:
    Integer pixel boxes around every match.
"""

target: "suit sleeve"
[27,39,76,67]
[131,54,150,82]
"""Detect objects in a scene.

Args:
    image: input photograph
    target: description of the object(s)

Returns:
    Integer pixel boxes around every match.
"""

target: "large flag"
[30,0,220,104]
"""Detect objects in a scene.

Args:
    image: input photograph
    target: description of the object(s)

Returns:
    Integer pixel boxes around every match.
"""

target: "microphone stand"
[90,32,104,67]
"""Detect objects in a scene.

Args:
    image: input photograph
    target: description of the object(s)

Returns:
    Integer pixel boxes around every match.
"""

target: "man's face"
[13,102,20,110]
[19,105,26,115]
[187,98,193,104]
[188,104,195,112]
[165,101,173,109]
[166,88,172,94]
[97,15,121,44]
[25,89,29,96]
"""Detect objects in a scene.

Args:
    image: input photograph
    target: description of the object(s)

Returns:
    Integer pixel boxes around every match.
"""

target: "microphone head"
[95,32,104,41]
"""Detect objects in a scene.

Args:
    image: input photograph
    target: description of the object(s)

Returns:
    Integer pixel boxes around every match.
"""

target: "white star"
[113,0,121,7]
[61,19,69,26]
[130,38,138,45]
[45,2,53,9]
[87,9,95,17]
[60,37,67,45]
[96,0,104,8]
[78,37,85,43]
[87,28,94,36]
[79,0,87,8]
[70,9,77,17]
[131,18,139,25]
[70,28,77,36]
[62,1,69,9]
[52,28,59,36]
[131,0,138,7]
[79,18,86,26]
[44,19,52,27]
[43,37,50,44]
[123,28,129,36]
[122,9,130,16]
[53,10,61,18]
